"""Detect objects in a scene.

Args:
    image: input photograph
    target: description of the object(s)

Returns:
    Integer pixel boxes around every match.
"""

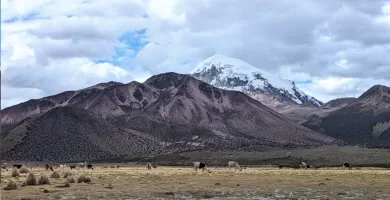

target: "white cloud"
[2,0,390,107]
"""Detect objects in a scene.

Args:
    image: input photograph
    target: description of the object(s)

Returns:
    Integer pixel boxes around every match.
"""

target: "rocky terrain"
[190,55,323,110]
[302,85,390,147]
[0,72,336,161]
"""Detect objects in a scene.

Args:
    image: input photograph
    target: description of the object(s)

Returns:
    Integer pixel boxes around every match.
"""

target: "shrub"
[50,171,60,178]
[38,175,50,185]
[3,180,17,190]
[64,180,70,187]
[11,169,20,177]
[66,176,75,183]
[84,177,91,183]
[23,173,37,186]
[20,166,30,173]
[63,172,72,178]
[77,174,91,183]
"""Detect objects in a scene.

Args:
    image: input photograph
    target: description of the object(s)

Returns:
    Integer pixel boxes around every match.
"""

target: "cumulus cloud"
[2,0,390,107]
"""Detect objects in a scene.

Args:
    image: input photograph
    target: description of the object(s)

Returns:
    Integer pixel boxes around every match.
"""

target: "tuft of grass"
[77,174,91,183]
[67,176,75,183]
[64,180,70,187]
[38,175,50,185]
[3,180,17,190]
[23,173,37,186]
[50,171,60,178]
[63,171,72,178]
[20,166,30,174]
[11,169,20,177]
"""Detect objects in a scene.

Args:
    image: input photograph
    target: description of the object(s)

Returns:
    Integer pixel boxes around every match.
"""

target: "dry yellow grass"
[1,165,390,199]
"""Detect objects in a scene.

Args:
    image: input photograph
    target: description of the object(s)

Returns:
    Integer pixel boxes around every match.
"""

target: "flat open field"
[1,165,390,200]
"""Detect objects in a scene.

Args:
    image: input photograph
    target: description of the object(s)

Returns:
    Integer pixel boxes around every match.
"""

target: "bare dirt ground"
[1,165,390,200]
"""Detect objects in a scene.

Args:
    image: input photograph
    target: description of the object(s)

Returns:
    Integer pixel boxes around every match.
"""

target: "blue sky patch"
[3,12,45,23]
[180,60,192,65]
[295,80,312,84]
[94,29,149,67]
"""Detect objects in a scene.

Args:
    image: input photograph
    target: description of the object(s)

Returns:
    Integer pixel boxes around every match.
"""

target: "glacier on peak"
[190,55,322,107]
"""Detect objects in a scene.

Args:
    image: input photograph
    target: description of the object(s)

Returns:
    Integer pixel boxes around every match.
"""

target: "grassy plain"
[1,165,390,200]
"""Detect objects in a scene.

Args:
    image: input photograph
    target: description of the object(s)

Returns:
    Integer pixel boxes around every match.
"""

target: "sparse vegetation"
[23,173,37,186]
[77,174,91,183]
[50,171,60,178]
[20,166,30,173]
[3,180,17,190]
[11,169,20,177]
[66,176,75,183]
[372,121,390,137]
[38,175,50,185]
[63,171,71,178]
[1,165,390,199]
[64,180,70,187]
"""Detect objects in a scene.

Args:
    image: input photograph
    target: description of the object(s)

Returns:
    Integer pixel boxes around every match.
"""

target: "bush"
[23,173,37,186]
[38,175,50,185]
[77,174,91,183]
[67,176,75,183]
[3,180,17,190]
[63,172,72,178]
[20,166,30,173]
[11,169,20,177]
[84,177,91,183]
[50,171,60,178]
[64,180,70,187]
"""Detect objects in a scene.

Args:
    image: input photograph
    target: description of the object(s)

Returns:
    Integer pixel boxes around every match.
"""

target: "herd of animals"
[0,161,353,172]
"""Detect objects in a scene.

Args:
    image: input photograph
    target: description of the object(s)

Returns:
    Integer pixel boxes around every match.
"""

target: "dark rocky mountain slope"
[1,72,337,161]
[0,107,164,161]
[302,85,390,148]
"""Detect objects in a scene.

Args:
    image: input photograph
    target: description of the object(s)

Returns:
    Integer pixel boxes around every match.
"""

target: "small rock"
[202,194,213,199]
[164,192,174,196]
[21,198,32,200]
[318,182,326,186]
[214,182,221,186]
[43,189,50,193]
[236,184,240,186]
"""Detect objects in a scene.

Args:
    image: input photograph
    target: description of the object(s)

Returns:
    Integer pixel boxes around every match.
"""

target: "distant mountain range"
[190,55,323,110]
[2,55,389,161]
[0,72,336,161]
[302,85,390,148]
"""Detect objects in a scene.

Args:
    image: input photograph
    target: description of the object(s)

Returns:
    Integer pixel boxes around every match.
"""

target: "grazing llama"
[228,161,242,171]
[193,162,211,173]
[146,163,152,170]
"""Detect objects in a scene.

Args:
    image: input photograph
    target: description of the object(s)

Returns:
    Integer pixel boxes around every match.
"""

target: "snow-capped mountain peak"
[190,55,323,108]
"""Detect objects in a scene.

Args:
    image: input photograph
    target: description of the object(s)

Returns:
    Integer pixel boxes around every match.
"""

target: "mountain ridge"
[1,72,337,161]
[190,55,323,109]
[302,84,390,148]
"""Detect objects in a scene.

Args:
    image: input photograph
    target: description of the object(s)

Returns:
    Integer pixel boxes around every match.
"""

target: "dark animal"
[13,164,22,169]
[117,165,120,168]
[194,162,211,173]
[278,165,283,169]
[152,165,157,169]
[70,165,76,170]
[87,164,93,169]
[45,164,54,171]
[343,162,352,169]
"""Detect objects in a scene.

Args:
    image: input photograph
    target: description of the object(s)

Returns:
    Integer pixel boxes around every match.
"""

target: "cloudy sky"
[2,0,390,108]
